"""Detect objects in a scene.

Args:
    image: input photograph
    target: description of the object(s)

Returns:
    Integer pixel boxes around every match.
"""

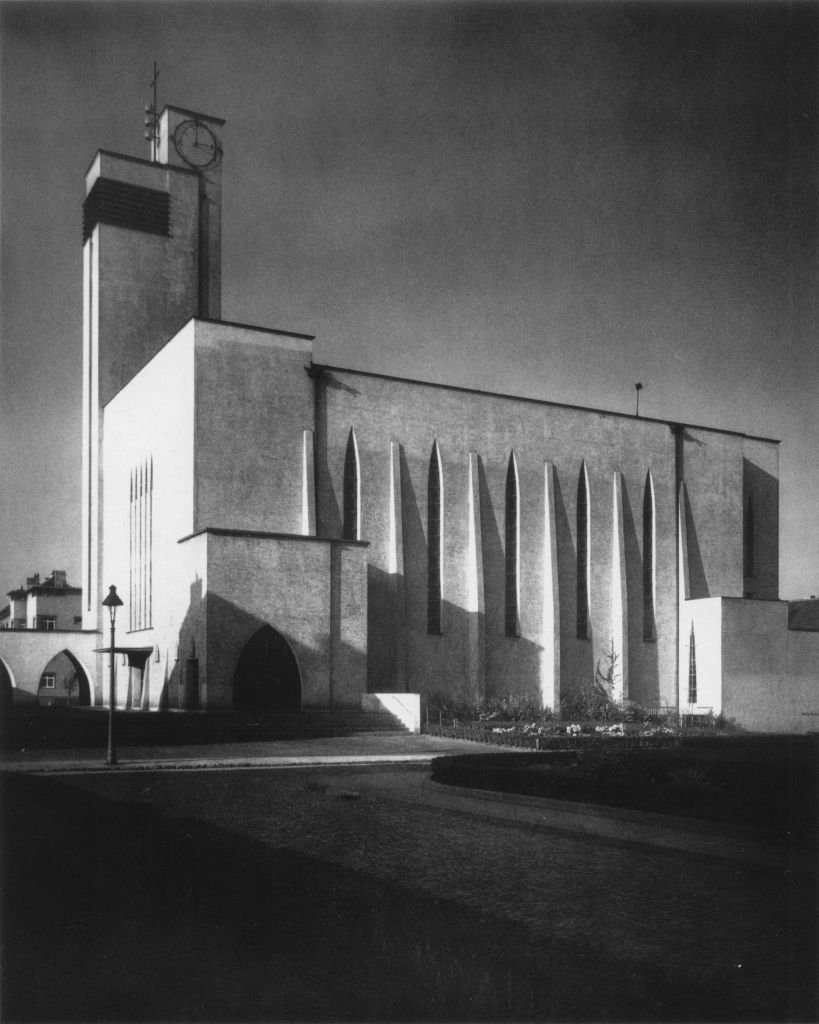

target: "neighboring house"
[1,572,82,631]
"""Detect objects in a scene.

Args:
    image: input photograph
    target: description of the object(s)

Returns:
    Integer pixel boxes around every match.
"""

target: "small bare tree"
[594,637,621,703]
[65,670,79,708]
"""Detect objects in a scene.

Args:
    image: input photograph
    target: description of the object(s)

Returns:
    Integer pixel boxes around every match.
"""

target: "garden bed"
[423,720,681,750]
[430,736,818,845]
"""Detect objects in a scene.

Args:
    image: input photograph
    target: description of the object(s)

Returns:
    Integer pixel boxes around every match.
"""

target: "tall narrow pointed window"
[505,452,521,637]
[129,457,153,631]
[743,495,755,578]
[642,470,656,641]
[342,428,360,541]
[427,441,444,634]
[687,621,697,705]
[577,461,590,639]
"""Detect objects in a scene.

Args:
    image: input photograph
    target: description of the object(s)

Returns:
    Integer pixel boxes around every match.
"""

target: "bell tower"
[157,105,224,319]
[81,102,224,628]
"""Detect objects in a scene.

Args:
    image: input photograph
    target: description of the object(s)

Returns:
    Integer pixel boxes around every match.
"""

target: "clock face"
[173,120,222,169]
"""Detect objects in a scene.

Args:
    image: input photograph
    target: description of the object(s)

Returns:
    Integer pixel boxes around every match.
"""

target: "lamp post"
[102,585,123,766]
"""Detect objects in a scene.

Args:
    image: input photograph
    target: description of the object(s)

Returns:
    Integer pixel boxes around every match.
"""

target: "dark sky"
[1,0,817,597]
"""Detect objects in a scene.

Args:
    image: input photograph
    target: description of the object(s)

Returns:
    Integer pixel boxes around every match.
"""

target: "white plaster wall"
[81,228,101,631]
[680,429,745,600]
[102,322,196,707]
[193,322,314,536]
[362,693,421,732]
[721,598,819,733]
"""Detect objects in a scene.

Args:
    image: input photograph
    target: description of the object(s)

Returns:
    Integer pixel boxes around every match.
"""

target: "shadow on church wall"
[367,563,407,691]
[682,486,709,599]
[398,444,427,661]
[552,470,593,700]
[161,577,367,712]
[313,377,342,538]
[742,458,779,599]
[621,479,660,705]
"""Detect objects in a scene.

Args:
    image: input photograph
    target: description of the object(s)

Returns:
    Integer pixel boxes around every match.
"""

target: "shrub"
[476,695,552,722]
[423,691,553,726]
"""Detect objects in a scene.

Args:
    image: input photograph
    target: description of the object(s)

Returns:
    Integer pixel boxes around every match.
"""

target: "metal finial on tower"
[635,382,643,417]
[143,61,160,162]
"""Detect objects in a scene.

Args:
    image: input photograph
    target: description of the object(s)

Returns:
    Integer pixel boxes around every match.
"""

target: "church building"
[3,104,817,732]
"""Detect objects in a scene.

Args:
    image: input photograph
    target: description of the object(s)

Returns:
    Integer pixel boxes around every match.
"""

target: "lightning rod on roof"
[635,382,643,417]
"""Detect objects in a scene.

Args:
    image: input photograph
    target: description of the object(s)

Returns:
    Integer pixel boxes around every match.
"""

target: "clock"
[173,119,222,169]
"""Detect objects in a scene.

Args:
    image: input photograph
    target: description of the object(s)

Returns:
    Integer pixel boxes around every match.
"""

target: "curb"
[0,754,439,775]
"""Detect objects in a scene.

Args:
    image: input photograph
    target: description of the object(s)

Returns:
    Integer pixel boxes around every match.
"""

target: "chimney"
[26,573,40,588]
[52,570,67,588]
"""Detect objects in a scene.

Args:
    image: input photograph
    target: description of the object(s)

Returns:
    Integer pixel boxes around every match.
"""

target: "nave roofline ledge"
[192,317,314,343]
[177,527,369,547]
[310,363,781,445]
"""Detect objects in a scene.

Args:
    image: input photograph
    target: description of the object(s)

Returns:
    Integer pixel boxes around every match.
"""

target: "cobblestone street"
[4,763,813,1022]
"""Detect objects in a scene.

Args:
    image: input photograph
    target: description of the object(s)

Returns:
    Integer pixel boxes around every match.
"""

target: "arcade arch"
[36,649,92,707]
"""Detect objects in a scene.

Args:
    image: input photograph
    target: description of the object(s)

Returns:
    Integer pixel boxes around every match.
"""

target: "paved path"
[0,731,498,770]
[2,731,810,875]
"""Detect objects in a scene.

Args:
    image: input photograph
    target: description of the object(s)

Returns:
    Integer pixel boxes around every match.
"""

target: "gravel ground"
[2,764,816,1022]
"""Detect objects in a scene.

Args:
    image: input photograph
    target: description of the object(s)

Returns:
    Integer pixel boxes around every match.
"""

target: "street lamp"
[102,584,123,766]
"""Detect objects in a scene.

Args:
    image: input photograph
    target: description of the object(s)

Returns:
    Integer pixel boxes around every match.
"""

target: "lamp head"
[102,584,123,626]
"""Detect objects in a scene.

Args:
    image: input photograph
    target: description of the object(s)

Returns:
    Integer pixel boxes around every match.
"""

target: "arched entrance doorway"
[233,626,302,711]
[37,650,92,707]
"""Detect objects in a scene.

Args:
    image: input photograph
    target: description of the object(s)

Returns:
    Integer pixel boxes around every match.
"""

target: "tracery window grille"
[687,621,697,705]
[427,441,443,634]
[505,452,521,637]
